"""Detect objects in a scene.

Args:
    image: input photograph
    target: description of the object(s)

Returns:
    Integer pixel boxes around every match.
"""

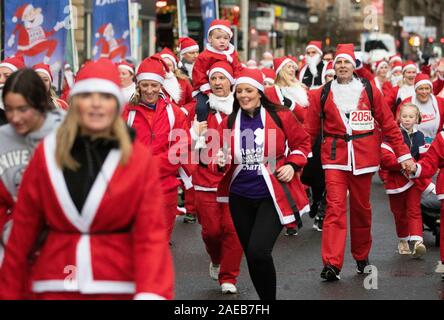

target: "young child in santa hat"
[192,19,243,149]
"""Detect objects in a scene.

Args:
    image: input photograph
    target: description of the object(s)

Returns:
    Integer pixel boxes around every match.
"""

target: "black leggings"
[229,194,283,300]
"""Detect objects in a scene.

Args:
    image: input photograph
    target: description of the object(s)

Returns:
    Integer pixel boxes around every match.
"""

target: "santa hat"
[333,43,356,68]
[136,56,169,84]
[374,60,389,73]
[95,23,112,38]
[159,47,179,70]
[177,37,199,55]
[235,68,265,92]
[208,19,233,39]
[0,56,25,72]
[208,61,235,85]
[274,56,297,76]
[32,63,53,82]
[402,60,418,73]
[389,54,402,64]
[414,73,433,90]
[12,4,33,23]
[69,59,124,108]
[262,68,276,84]
[117,61,135,75]
[306,41,323,56]
[325,61,335,76]
[391,61,402,73]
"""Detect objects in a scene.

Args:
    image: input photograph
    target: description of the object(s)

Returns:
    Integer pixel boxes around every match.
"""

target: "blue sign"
[92,0,131,62]
[201,0,217,42]
[4,0,70,87]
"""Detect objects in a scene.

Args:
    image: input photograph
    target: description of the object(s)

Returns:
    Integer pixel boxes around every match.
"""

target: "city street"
[172,176,444,300]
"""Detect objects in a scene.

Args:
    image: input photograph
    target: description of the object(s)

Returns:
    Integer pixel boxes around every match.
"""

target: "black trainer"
[183,213,197,224]
[285,227,298,236]
[313,215,324,232]
[356,259,370,274]
[320,265,341,281]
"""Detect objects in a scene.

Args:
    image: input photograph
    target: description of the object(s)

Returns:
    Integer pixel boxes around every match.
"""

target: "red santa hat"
[274,56,297,76]
[95,23,112,38]
[389,54,402,64]
[306,41,323,56]
[207,19,233,39]
[325,61,335,76]
[208,61,235,85]
[262,68,276,84]
[69,59,124,108]
[177,37,199,55]
[235,68,265,92]
[159,47,179,70]
[12,4,33,23]
[136,56,169,85]
[391,61,402,73]
[117,61,135,75]
[414,73,433,90]
[0,56,26,72]
[32,63,53,82]
[374,60,389,73]
[333,43,356,68]
[402,60,419,73]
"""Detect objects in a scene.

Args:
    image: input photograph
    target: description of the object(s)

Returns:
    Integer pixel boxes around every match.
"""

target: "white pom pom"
[12,17,17,23]
[95,33,100,38]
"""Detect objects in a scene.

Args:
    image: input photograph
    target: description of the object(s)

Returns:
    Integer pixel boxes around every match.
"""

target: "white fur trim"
[331,79,363,114]
[334,54,356,68]
[397,154,412,163]
[208,25,233,39]
[69,78,125,107]
[162,75,182,104]
[34,68,53,82]
[134,293,166,300]
[180,45,199,55]
[385,181,414,194]
[0,62,19,72]
[415,80,433,90]
[235,77,264,92]
[208,68,235,84]
[200,83,211,93]
[275,58,294,76]
[306,45,323,56]
[161,54,178,69]
[137,73,164,85]
[118,64,134,74]
[402,64,418,73]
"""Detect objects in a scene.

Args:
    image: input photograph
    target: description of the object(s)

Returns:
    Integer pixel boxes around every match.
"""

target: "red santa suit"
[381,140,434,242]
[265,85,308,123]
[0,135,173,300]
[305,44,411,271]
[412,131,444,261]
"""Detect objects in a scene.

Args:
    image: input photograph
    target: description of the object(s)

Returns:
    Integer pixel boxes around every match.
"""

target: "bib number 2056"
[349,110,374,131]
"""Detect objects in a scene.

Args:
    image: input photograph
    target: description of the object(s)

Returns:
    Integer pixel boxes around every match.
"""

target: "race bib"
[349,110,374,131]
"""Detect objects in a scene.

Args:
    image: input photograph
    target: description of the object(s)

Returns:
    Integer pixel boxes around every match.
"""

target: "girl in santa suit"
[187,61,243,294]
[0,69,64,269]
[214,68,311,300]
[122,56,191,242]
[264,56,309,124]
[372,60,393,97]
[0,57,26,123]
[381,103,434,258]
[398,74,444,143]
[385,61,419,113]
[117,61,136,104]
[32,63,69,111]
[0,59,174,300]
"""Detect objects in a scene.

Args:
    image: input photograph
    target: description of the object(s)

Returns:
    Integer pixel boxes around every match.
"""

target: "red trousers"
[194,191,243,284]
[184,187,196,215]
[388,186,423,241]
[164,190,178,241]
[322,170,373,270]
[33,292,132,300]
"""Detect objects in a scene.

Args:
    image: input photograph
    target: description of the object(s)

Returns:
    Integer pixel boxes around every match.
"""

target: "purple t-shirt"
[230,109,270,199]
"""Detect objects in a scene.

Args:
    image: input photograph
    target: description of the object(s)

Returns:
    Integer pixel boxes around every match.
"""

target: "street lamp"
[156,1,167,8]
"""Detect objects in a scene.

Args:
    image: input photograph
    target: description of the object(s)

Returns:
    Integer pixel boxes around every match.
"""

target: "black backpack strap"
[320,81,333,142]
[359,77,374,114]
[227,108,283,130]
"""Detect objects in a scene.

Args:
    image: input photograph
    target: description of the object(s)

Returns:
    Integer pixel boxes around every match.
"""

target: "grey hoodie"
[0,109,65,200]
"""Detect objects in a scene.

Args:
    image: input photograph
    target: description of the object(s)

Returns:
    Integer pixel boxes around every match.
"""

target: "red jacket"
[371,77,393,98]
[0,134,174,299]
[380,142,434,195]
[264,86,307,123]
[178,78,194,107]
[385,84,416,114]
[305,80,411,175]
[192,44,243,96]
[122,94,192,192]
[414,131,444,199]
[214,107,311,225]
[433,76,444,96]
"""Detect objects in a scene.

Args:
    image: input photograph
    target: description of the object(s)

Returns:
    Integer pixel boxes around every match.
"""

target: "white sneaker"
[221,283,237,294]
[209,262,220,281]
[412,241,426,259]
[397,240,411,255]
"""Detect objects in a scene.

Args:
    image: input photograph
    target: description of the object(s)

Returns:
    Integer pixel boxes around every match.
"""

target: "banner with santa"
[4,0,70,89]
[92,0,131,62]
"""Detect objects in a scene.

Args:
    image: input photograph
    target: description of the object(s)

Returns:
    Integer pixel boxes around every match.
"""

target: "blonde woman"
[0,59,173,300]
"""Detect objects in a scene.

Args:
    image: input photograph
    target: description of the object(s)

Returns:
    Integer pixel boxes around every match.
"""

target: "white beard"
[391,75,403,87]
[163,72,183,104]
[398,84,415,101]
[281,84,309,107]
[306,54,321,78]
[208,93,233,115]
[331,78,364,114]
[261,60,273,69]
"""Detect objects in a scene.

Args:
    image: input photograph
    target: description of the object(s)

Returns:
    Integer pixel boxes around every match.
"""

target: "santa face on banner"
[93,23,129,62]
[7,3,67,71]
